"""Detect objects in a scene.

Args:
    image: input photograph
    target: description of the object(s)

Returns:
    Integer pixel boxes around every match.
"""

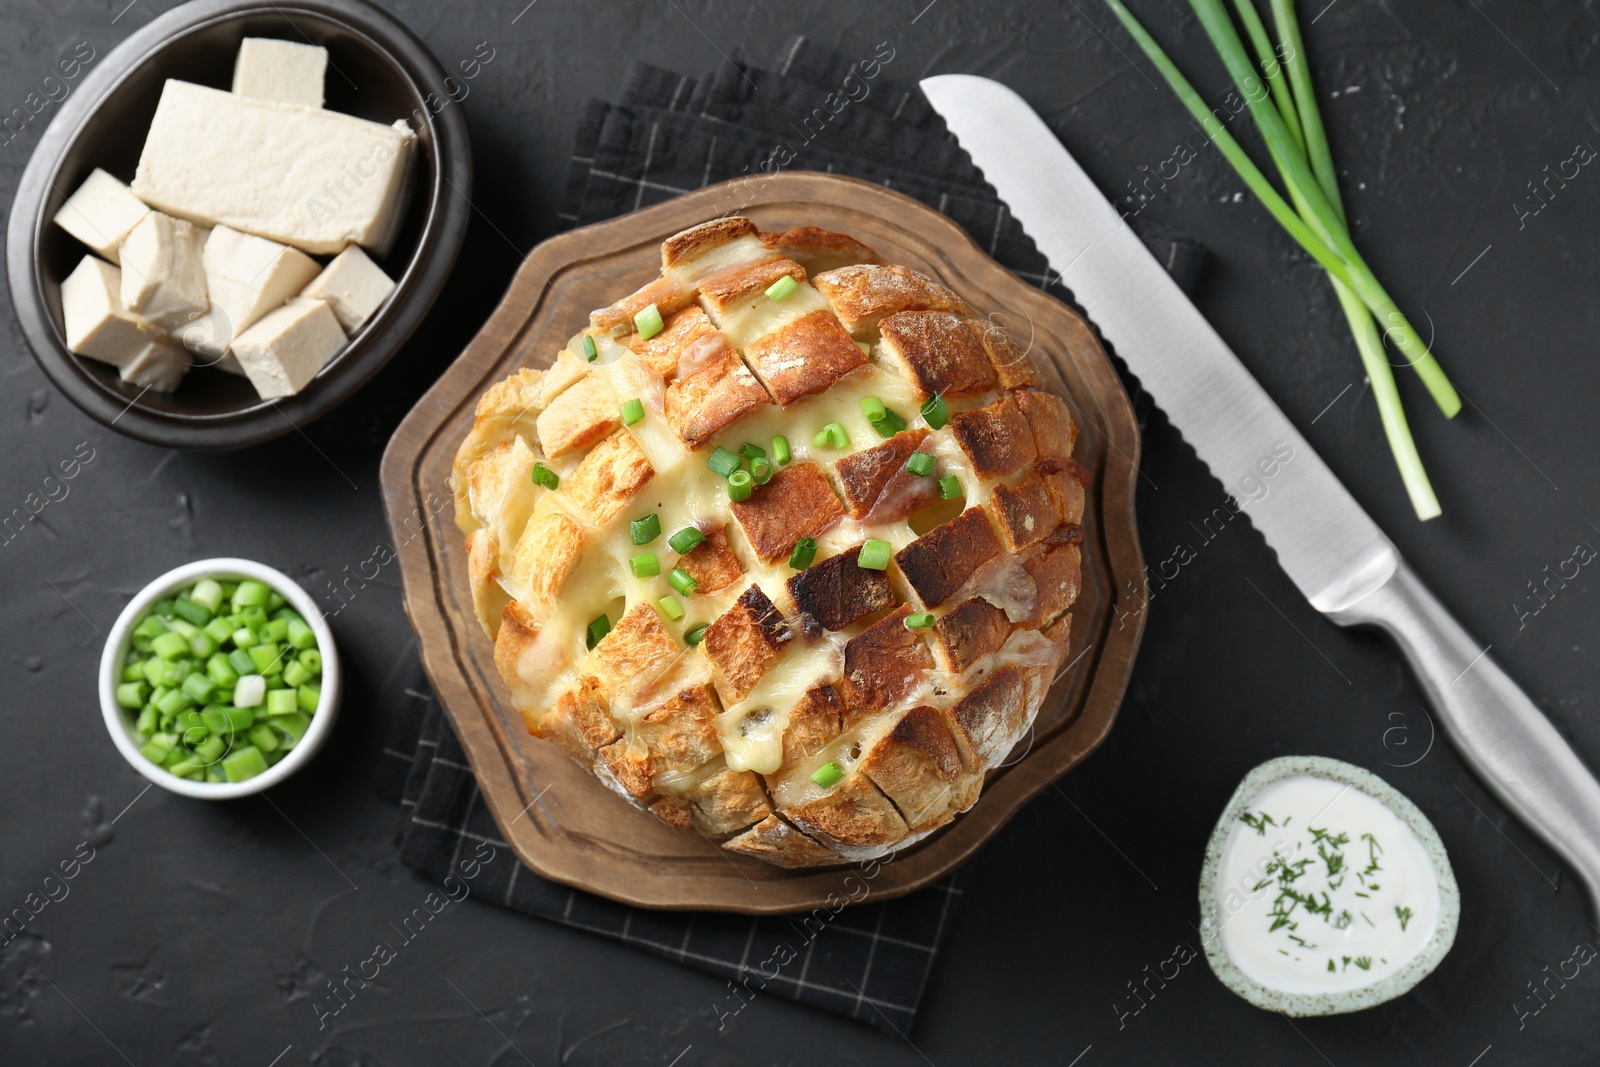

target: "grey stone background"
[2,0,1597,1063]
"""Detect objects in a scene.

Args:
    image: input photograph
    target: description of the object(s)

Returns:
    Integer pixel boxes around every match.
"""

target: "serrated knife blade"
[921,73,1600,914]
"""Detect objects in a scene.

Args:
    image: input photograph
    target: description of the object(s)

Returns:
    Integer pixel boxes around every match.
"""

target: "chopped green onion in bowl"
[99,559,339,799]
[120,580,322,784]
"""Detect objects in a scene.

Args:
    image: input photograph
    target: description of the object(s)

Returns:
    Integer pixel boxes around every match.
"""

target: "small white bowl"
[99,557,341,799]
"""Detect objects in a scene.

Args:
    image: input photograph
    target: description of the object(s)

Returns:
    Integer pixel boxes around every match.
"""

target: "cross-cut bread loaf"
[453,218,1086,867]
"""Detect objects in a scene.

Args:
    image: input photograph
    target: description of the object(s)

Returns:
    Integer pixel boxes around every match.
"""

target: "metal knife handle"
[1332,561,1600,911]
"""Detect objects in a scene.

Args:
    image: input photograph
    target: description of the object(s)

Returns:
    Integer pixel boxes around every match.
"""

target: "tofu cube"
[52,169,151,264]
[232,38,328,108]
[298,244,395,332]
[120,341,190,393]
[180,224,320,358]
[231,298,346,398]
[119,211,210,334]
[132,80,415,255]
[60,255,152,368]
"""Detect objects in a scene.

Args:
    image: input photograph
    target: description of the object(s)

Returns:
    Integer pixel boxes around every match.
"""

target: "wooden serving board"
[380,173,1148,913]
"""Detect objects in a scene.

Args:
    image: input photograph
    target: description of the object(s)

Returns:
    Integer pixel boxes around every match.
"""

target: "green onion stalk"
[1102,0,1454,519]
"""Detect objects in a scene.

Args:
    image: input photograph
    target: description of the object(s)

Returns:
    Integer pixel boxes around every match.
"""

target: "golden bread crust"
[878,311,996,400]
[456,217,1091,867]
[702,584,793,705]
[663,334,771,449]
[562,430,655,527]
[742,309,868,405]
[832,429,939,522]
[811,263,970,337]
[787,545,896,632]
[728,462,844,564]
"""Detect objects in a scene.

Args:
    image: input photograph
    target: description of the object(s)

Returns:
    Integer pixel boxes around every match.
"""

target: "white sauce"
[1213,774,1439,995]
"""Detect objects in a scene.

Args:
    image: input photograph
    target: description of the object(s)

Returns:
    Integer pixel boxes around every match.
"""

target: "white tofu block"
[119,211,210,334]
[213,352,248,376]
[60,255,153,368]
[132,80,416,255]
[231,298,346,399]
[120,341,190,393]
[181,225,320,358]
[232,38,328,108]
[298,245,395,332]
[53,169,151,265]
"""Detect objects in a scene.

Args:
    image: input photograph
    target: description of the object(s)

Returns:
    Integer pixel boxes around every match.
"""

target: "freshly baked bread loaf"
[453,218,1086,867]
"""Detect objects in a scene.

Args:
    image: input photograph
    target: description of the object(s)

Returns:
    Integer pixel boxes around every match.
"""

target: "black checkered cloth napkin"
[378,38,1204,1034]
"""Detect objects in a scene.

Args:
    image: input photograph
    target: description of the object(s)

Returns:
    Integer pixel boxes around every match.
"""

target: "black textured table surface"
[4,1,1597,1064]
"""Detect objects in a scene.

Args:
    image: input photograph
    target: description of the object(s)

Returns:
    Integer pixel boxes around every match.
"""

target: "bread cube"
[562,429,655,527]
[728,462,844,564]
[841,605,933,717]
[894,506,1003,609]
[787,545,896,632]
[742,308,868,405]
[878,310,996,399]
[663,336,770,448]
[702,584,792,705]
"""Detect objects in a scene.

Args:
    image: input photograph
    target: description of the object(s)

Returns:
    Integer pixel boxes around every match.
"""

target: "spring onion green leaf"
[788,537,817,570]
[707,445,741,477]
[621,398,646,425]
[285,617,316,650]
[772,435,791,465]
[765,275,798,302]
[586,614,611,649]
[631,553,661,578]
[739,442,767,461]
[904,612,936,630]
[810,761,845,787]
[813,422,850,449]
[1102,0,1452,518]
[685,624,709,646]
[870,408,908,438]
[658,595,685,621]
[750,457,773,484]
[668,568,699,596]
[223,746,269,782]
[631,513,662,545]
[857,539,892,571]
[582,334,598,361]
[532,462,560,489]
[152,631,190,660]
[249,724,281,754]
[905,452,935,477]
[861,396,887,423]
[634,302,664,340]
[668,527,706,554]
[920,393,949,430]
[727,469,754,502]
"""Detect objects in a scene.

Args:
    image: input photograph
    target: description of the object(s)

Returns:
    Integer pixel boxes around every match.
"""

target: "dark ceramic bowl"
[6,0,471,449]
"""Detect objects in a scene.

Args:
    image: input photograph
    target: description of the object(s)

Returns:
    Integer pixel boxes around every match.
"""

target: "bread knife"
[921,73,1600,913]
